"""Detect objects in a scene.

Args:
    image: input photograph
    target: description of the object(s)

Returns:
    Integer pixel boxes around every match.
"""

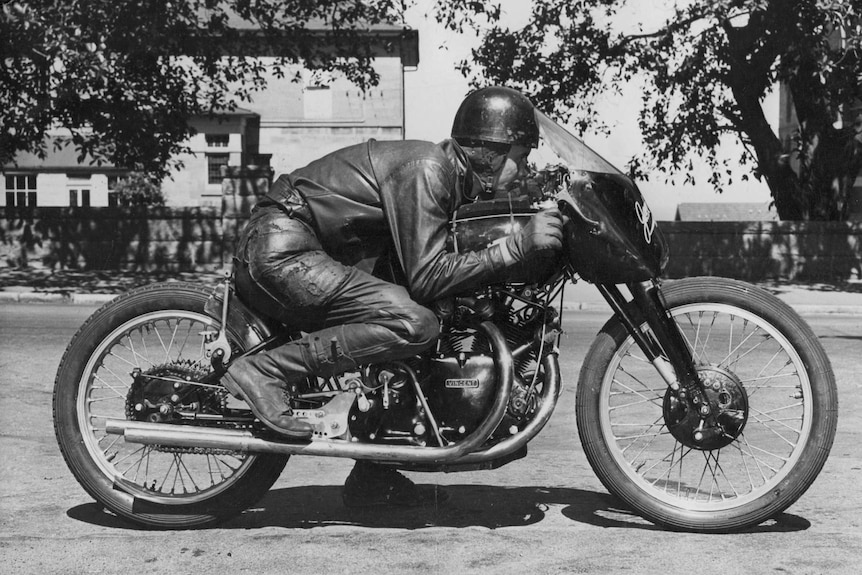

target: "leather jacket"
[262,139,508,303]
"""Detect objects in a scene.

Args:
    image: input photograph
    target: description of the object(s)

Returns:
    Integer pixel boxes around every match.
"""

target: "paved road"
[1,303,861,575]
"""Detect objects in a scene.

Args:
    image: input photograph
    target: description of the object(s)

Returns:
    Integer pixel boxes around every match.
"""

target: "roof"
[2,106,257,172]
[221,10,407,34]
[675,202,779,222]
[1,138,120,173]
[207,106,259,117]
[203,11,419,66]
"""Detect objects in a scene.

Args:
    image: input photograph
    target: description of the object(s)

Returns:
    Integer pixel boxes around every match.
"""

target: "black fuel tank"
[449,198,560,284]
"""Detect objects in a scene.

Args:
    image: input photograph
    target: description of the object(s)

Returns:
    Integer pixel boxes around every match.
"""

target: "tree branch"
[613,6,711,50]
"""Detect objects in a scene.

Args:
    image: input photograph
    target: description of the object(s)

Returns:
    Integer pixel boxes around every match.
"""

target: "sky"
[400,0,777,220]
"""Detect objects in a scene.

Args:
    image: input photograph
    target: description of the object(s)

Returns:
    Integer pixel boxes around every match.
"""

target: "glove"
[502,208,564,264]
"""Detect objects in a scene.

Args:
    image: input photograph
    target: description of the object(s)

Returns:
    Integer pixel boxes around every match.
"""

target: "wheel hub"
[663,365,749,450]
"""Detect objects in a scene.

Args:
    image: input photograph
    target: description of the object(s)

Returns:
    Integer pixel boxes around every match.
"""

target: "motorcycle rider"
[221,86,564,507]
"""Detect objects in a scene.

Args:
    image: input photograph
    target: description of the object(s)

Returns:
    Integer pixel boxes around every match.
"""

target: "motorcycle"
[53,110,837,532]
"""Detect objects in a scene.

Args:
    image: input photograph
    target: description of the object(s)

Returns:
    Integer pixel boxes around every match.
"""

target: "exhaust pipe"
[453,351,561,466]
[106,321,514,464]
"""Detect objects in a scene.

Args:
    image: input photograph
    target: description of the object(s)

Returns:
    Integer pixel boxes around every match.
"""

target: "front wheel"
[576,277,837,532]
[53,282,289,528]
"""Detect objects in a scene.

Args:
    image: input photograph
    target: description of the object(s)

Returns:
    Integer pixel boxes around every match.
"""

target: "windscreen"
[528,109,667,282]
[533,109,626,177]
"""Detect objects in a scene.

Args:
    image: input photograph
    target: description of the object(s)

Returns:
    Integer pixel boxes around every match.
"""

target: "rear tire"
[576,277,837,532]
[53,282,288,528]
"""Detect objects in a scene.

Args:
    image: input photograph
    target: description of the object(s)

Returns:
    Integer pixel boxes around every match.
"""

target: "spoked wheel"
[576,277,837,532]
[54,282,288,528]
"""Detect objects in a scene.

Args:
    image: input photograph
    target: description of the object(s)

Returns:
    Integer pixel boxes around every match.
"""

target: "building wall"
[249,58,405,176]
[2,172,113,208]
[160,57,407,206]
[162,119,247,207]
[261,126,404,176]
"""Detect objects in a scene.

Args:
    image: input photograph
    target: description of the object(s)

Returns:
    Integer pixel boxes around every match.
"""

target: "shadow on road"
[66,484,811,533]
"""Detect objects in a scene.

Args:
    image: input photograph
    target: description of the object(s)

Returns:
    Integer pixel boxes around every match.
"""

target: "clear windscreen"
[528,110,667,282]
[532,109,626,177]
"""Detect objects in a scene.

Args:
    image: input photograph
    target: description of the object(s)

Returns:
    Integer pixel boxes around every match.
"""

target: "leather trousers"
[228,204,440,384]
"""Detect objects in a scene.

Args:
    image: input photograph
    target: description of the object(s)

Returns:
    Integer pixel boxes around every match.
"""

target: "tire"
[576,277,837,532]
[53,282,289,529]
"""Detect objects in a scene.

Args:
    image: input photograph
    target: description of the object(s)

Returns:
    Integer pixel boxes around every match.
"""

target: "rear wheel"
[53,282,288,528]
[576,277,837,532]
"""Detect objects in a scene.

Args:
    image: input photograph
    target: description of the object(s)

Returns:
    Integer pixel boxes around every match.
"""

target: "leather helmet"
[451,86,539,148]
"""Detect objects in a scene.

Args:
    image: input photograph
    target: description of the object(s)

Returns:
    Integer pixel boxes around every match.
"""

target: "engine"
[335,284,561,447]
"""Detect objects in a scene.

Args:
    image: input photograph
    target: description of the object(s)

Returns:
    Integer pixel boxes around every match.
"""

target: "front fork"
[597,280,712,419]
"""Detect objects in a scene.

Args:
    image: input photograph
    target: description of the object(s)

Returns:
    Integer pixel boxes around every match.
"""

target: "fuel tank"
[449,197,560,284]
[560,171,668,284]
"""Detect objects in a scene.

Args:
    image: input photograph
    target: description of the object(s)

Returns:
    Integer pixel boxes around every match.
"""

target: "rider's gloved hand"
[501,208,564,265]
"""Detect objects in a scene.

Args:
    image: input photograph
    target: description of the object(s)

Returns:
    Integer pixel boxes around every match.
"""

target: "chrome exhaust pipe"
[106,321,514,464]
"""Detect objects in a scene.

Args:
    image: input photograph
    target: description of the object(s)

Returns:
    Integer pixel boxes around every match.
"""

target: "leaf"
[437,0,862,220]
[1,0,407,180]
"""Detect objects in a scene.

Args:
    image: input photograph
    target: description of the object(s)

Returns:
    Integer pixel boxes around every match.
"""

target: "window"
[303,85,332,119]
[207,154,230,184]
[5,174,36,191]
[69,189,91,207]
[66,174,91,207]
[107,175,125,190]
[107,175,124,206]
[205,134,230,148]
[4,174,37,207]
[302,69,334,119]
[7,191,37,207]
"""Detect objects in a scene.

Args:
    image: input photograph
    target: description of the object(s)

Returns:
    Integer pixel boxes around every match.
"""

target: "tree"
[0,0,405,180]
[112,172,166,206]
[436,0,862,221]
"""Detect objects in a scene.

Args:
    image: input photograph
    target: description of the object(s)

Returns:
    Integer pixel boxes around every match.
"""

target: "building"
[3,140,126,208]
[166,24,419,206]
[2,25,419,208]
[675,202,779,222]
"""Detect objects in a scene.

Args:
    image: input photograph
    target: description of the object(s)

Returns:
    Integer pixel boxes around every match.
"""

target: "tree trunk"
[726,76,807,220]
[721,3,860,221]
[722,11,808,220]
[788,59,862,222]
[795,119,862,221]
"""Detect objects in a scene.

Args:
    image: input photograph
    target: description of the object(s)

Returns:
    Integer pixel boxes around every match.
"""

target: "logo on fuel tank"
[635,201,656,244]
[445,378,480,388]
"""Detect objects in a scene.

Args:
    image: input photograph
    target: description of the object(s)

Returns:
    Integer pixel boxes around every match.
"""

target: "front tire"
[53,282,288,528]
[576,277,837,532]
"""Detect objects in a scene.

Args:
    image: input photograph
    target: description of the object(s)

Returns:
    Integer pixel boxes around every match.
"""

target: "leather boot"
[221,357,313,439]
[222,327,362,439]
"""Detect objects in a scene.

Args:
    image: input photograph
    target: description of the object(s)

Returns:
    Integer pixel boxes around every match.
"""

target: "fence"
[0,206,224,271]
[2,188,860,281]
[662,221,862,281]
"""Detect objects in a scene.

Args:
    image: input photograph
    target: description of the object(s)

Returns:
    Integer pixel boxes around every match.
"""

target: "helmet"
[451,86,539,148]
